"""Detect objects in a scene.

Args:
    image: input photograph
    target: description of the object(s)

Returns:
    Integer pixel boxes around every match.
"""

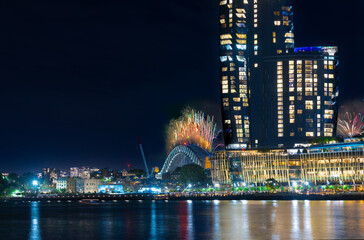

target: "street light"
[32,180,39,187]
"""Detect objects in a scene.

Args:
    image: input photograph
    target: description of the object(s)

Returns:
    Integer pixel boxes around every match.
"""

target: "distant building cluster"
[39,167,125,194]
[2,166,176,195]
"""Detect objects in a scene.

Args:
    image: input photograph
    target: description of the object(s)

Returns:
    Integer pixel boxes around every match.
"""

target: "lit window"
[306,132,314,137]
[305,101,314,110]
[236,39,247,44]
[220,40,232,45]
[220,34,232,39]
[236,34,246,39]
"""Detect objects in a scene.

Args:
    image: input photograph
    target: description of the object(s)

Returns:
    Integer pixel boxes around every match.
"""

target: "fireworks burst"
[337,112,364,138]
[166,107,217,152]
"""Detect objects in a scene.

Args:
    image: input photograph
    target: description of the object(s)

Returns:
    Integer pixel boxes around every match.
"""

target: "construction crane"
[137,136,150,178]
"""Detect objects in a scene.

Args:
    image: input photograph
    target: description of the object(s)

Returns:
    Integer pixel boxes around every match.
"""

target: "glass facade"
[261,47,339,147]
[219,0,250,149]
[219,1,338,149]
[219,0,295,149]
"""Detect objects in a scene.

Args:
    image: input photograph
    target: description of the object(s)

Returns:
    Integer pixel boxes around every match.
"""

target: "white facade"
[56,179,67,190]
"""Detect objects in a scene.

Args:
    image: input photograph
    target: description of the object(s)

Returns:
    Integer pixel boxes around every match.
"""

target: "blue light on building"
[138,187,162,194]
[98,184,124,194]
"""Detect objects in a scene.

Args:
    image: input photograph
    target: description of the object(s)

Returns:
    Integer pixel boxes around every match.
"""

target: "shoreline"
[1,193,364,202]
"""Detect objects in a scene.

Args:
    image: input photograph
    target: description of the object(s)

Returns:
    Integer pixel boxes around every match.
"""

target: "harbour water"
[1,200,363,239]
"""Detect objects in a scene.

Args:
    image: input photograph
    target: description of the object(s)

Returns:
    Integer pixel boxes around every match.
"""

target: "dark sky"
[1,0,363,173]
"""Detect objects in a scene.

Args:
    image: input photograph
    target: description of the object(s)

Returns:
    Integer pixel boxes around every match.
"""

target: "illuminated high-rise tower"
[219,0,338,149]
[219,0,250,150]
[261,47,339,147]
[219,0,294,149]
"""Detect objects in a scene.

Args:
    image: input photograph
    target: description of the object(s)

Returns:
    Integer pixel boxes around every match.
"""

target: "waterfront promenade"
[2,192,364,202]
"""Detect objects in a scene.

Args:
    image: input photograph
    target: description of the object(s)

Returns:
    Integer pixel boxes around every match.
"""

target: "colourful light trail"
[166,107,217,152]
[337,112,364,138]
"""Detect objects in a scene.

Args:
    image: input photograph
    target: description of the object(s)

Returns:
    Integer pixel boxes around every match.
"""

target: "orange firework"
[166,107,217,153]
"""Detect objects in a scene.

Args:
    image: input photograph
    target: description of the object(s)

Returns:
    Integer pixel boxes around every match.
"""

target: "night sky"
[1,0,363,173]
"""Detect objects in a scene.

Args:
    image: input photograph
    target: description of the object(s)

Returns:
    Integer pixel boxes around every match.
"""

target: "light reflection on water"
[0,200,363,240]
[30,202,41,240]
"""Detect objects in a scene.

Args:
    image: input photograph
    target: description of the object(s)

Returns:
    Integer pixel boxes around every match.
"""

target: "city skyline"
[1,0,363,173]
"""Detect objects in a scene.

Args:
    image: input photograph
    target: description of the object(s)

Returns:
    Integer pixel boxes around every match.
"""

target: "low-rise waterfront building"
[84,179,101,193]
[67,178,84,193]
[98,184,124,194]
[56,178,67,190]
[211,141,364,187]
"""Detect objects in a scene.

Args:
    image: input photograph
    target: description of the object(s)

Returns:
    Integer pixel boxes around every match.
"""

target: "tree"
[20,172,38,189]
[0,174,9,196]
[265,178,279,192]
[310,136,342,145]
[173,167,182,173]
[128,169,146,177]
[90,172,102,179]
[42,175,51,186]
[7,173,19,183]
[179,164,208,186]
[130,169,144,177]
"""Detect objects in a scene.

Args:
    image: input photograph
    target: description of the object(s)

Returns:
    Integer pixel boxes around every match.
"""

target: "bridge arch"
[160,145,210,174]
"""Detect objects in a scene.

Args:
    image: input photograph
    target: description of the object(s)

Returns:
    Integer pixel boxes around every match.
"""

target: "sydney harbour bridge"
[159,144,211,174]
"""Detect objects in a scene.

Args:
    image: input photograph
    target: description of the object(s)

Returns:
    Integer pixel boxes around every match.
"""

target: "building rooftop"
[309,142,364,152]
[294,46,338,56]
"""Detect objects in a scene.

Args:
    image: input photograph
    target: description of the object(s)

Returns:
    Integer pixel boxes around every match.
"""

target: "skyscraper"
[261,47,339,147]
[219,0,338,149]
[219,0,295,149]
[219,0,251,150]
